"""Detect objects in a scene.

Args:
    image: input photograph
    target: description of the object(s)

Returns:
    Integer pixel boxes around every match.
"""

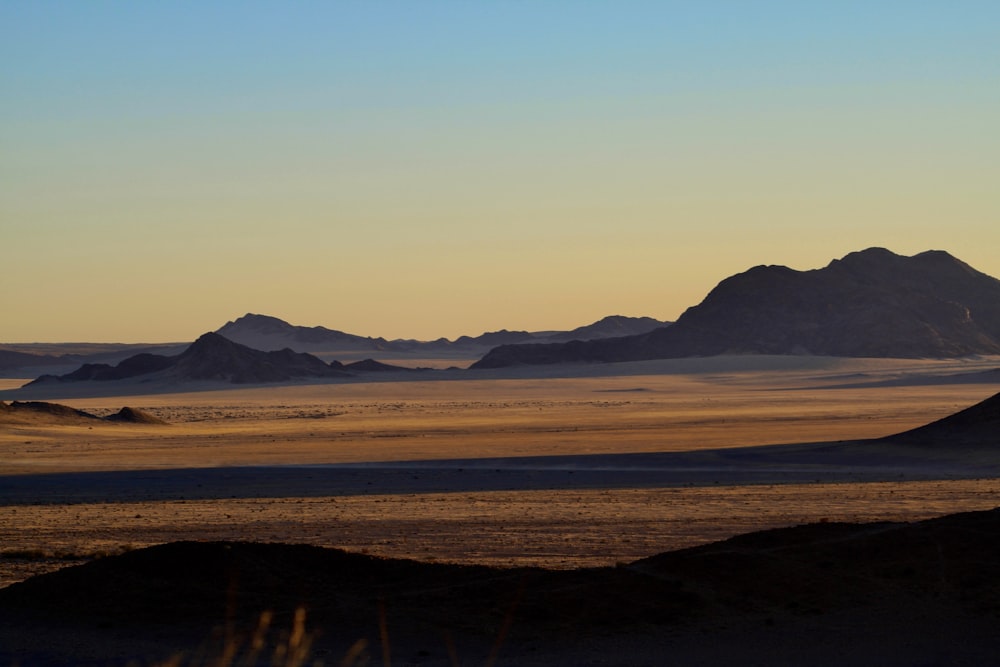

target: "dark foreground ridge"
[3,509,1000,666]
[474,248,1000,367]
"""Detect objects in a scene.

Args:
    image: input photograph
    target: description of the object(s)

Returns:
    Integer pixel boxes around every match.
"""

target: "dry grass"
[5,479,1000,588]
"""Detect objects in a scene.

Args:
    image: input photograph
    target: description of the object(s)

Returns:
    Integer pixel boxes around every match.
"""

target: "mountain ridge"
[473,248,1000,368]
[27,333,352,386]
[215,313,671,356]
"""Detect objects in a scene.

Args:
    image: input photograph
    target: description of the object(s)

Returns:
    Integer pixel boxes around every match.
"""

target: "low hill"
[336,358,420,373]
[103,406,168,424]
[474,248,1000,367]
[0,401,166,425]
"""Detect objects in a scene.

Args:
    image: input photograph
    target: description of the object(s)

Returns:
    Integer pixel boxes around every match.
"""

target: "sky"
[2,1,998,343]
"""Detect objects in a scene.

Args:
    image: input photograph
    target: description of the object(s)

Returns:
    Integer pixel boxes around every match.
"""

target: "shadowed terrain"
[2,509,1000,666]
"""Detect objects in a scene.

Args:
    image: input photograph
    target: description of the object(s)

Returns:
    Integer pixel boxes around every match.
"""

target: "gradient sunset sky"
[3,1,998,343]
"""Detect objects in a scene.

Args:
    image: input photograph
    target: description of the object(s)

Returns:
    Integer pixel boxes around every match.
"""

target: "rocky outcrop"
[166,333,347,383]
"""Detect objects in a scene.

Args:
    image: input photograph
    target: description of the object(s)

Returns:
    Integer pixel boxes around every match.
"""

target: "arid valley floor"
[3,355,1000,665]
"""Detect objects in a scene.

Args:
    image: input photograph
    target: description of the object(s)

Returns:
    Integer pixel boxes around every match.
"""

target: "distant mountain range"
[25,313,673,386]
[0,315,670,378]
[473,248,1000,368]
[27,333,353,386]
[11,247,1000,384]
[214,313,671,355]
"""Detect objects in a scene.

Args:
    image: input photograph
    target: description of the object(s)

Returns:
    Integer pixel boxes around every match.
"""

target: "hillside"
[474,248,1000,367]
[886,389,1000,446]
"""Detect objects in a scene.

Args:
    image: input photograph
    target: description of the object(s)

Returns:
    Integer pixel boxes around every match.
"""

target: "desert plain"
[4,355,1000,584]
[4,355,1000,666]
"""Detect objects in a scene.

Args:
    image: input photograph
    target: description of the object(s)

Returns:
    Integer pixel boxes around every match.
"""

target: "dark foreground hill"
[474,248,1000,367]
[2,509,1000,666]
[26,333,353,386]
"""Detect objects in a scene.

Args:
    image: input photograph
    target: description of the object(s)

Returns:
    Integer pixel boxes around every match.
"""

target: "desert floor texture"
[3,355,1000,588]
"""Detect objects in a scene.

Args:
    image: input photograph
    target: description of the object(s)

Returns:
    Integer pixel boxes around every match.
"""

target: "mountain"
[27,333,351,386]
[214,313,670,357]
[546,315,671,342]
[216,314,394,354]
[167,332,344,383]
[473,248,1000,368]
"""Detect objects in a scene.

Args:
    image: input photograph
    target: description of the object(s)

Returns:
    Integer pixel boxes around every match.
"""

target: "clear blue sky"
[2,1,998,342]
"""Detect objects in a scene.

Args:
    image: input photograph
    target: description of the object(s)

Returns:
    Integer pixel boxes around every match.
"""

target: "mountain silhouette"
[167,332,345,383]
[215,313,670,355]
[27,333,351,386]
[473,248,1000,367]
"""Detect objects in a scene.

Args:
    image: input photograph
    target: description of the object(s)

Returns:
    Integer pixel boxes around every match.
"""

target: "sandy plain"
[2,355,1000,589]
